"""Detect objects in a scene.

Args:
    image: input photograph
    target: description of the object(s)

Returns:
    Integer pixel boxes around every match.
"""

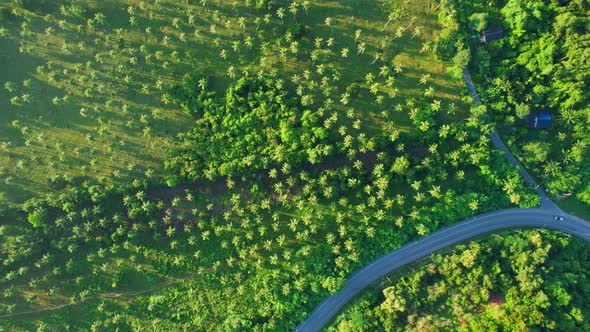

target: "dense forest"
[332,230,590,331]
[459,0,590,215]
[0,0,587,330]
[166,75,341,182]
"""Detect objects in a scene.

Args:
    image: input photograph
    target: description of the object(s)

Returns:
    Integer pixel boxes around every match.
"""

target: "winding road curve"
[295,70,589,331]
[296,209,590,331]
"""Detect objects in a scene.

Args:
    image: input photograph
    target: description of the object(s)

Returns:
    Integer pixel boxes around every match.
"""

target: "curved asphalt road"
[296,209,590,331]
[295,69,587,331]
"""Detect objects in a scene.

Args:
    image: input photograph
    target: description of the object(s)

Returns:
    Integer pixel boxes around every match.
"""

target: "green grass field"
[0,0,468,206]
[0,1,193,204]
[557,197,590,221]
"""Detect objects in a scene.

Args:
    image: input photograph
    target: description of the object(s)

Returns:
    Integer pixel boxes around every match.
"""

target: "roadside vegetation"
[459,0,590,217]
[330,1,590,330]
[0,0,584,330]
[331,230,590,331]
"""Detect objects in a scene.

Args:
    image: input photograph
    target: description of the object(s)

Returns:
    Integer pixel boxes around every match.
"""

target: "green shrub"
[48,175,68,190]
[346,83,361,97]
[287,23,306,40]
[27,209,46,228]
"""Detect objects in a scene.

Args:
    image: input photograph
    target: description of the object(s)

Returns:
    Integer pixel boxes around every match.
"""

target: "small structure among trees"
[480,26,504,43]
[527,110,552,129]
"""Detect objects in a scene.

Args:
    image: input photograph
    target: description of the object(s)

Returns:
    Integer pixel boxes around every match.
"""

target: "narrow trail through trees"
[0,273,205,319]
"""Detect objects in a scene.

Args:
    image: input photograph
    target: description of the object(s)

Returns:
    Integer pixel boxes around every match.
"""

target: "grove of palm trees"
[0,0,587,330]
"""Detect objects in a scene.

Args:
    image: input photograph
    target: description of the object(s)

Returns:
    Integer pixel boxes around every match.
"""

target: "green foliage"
[0,7,16,22]
[501,0,549,38]
[578,185,590,206]
[515,102,530,119]
[451,47,471,73]
[167,75,337,180]
[391,156,409,176]
[469,12,489,32]
[26,209,45,228]
[48,175,68,190]
[522,141,552,164]
[322,276,345,294]
[19,0,59,15]
[346,83,361,97]
[287,23,306,40]
[0,0,571,330]
[333,231,590,331]
[434,1,462,58]
[458,0,589,212]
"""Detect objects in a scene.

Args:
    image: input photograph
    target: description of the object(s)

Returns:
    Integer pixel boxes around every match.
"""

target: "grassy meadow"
[0,0,468,205]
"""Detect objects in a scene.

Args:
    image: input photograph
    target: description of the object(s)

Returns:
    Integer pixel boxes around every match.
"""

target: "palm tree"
[419,74,431,85]
[289,2,299,20]
[357,42,366,55]
[302,1,311,15]
[429,185,442,199]
[227,65,236,78]
[420,41,433,53]
[411,26,423,39]
[341,48,349,58]
[394,27,404,39]
[276,8,285,23]
[326,37,334,48]
[382,10,402,31]
[244,35,253,49]
[369,82,380,94]
[198,78,207,90]
[325,17,333,32]
[238,17,246,29]
[371,52,381,64]
[4,82,16,93]
[431,100,441,112]
[438,124,450,138]
[468,199,479,212]
[509,192,521,205]
[560,109,580,127]
[447,102,457,115]
[354,29,362,43]
[543,161,561,177]
[253,16,262,31]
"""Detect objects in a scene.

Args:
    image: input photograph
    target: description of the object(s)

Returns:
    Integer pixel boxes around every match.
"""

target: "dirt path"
[0,274,200,319]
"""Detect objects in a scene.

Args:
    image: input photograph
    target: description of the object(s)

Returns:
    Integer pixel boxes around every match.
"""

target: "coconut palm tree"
[382,11,399,31]
[341,48,349,58]
[289,2,299,21]
[357,42,366,55]
[354,29,362,43]
[276,8,285,23]
[227,65,236,78]
[420,41,433,53]
[411,26,423,39]
[419,74,431,85]
[468,199,479,212]
[560,109,580,127]
[302,1,311,15]
[325,17,333,32]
